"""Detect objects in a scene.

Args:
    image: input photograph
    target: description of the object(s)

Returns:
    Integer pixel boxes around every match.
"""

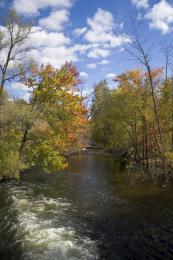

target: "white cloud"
[26,45,82,68]
[9,4,130,73]
[21,26,99,68]
[8,3,129,73]
[11,82,29,91]
[87,8,115,33]
[100,60,110,65]
[23,92,31,102]
[88,48,110,59]
[24,26,79,67]
[26,29,94,68]
[13,0,73,15]
[10,82,31,102]
[131,0,149,9]
[40,46,78,66]
[145,0,173,34]
[106,73,116,79]
[39,9,69,31]
[73,27,87,36]
[87,63,97,69]
[80,72,89,78]
[70,43,95,54]
[28,26,70,48]
[76,88,93,98]
[84,8,131,48]
[81,89,93,97]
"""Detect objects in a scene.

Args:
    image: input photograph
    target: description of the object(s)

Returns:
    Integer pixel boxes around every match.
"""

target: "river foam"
[6,184,98,260]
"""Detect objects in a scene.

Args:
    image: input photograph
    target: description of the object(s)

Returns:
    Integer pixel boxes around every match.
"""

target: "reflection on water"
[1,153,173,259]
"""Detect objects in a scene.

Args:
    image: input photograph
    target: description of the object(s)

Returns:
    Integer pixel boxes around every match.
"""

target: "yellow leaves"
[22,62,81,104]
[30,63,39,76]
[128,69,142,86]
[18,61,88,171]
[117,67,164,91]
[116,68,142,86]
[115,67,164,112]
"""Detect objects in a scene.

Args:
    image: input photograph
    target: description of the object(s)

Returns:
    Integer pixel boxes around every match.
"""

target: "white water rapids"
[5,184,98,260]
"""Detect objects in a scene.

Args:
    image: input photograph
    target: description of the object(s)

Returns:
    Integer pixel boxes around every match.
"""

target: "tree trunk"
[144,116,148,168]
[0,45,13,103]
[19,127,29,156]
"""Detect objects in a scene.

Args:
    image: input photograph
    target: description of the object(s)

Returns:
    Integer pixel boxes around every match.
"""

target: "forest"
[91,70,173,187]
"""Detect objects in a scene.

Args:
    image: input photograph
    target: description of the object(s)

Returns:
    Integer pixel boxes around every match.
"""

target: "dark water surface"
[1,153,173,259]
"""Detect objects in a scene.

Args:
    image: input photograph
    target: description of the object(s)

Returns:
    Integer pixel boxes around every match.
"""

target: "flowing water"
[1,153,173,259]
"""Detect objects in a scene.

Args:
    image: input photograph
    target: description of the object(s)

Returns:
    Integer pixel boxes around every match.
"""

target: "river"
[1,153,173,259]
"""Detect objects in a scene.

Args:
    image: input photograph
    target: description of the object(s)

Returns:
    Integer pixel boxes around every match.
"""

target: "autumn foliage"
[91,68,173,185]
[0,62,88,178]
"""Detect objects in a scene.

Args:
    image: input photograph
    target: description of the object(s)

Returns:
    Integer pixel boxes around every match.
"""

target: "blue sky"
[1,0,173,99]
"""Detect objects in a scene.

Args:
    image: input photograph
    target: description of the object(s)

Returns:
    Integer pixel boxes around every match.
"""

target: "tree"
[91,80,112,147]
[127,23,167,182]
[0,10,31,102]
[0,62,88,179]
[160,41,173,151]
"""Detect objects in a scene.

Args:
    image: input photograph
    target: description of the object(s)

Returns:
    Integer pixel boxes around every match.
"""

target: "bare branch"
[0,10,32,102]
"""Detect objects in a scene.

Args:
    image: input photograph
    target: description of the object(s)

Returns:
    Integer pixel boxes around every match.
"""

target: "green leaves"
[91,68,171,166]
[0,141,25,180]
[0,62,87,178]
[24,141,67,173]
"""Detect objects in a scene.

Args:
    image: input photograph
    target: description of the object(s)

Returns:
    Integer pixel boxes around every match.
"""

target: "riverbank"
[75,148,173,188]
[1,147,172,189]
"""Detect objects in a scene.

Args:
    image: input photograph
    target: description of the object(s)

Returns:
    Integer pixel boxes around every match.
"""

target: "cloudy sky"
[1,0,173,99]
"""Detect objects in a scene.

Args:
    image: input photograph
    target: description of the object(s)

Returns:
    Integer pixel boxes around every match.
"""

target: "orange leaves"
[144,67,164,80]
[22,62,81,100]
[20,61,88,155]
[64,62,81,86]
[128,69,143,86]
[116,68,164,101]
[116,68,143,87]
[116,68,164,88]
